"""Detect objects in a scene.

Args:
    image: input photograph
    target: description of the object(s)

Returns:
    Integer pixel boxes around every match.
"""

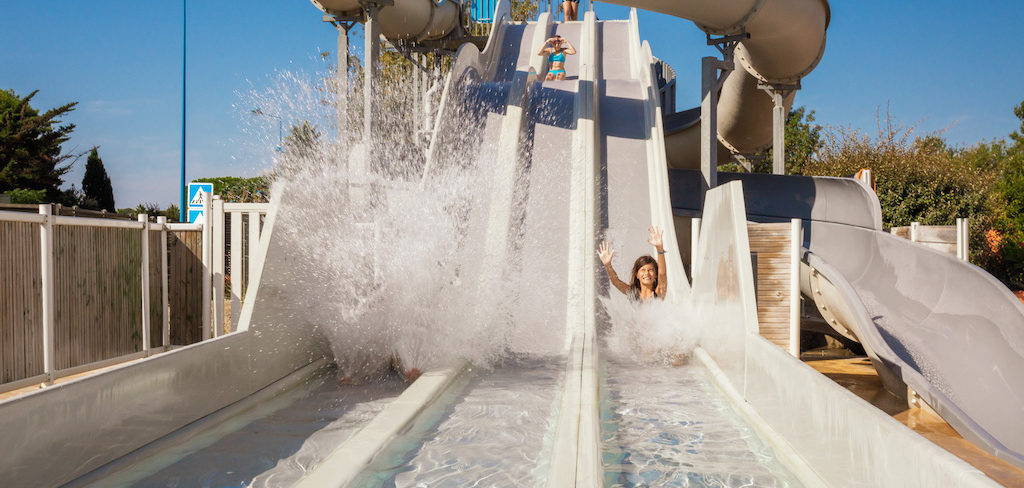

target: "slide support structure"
[757,82,801,175]
[700,32,744,198]
[362,3,382,214]
[334,19,357,213]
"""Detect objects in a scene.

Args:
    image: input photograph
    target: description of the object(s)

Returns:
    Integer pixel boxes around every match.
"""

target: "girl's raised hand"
[647,225,664,250]
[597,241,614,266]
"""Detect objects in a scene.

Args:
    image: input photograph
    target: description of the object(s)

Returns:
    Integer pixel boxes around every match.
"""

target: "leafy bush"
[8,188,47,204]
[192,176,269,203]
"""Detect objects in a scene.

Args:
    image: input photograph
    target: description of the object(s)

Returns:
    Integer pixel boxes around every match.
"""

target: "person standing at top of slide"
[562,0,579,21]
[538,35,577,81]
[598,226,668,301]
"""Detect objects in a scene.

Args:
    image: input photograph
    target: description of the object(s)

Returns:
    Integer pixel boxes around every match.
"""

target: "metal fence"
[0,197,270,393]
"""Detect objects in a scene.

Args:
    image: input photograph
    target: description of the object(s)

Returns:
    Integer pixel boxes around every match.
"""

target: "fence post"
[158,216,170,349]
[230,210,243,330]
[39,205,55,385]
[139,214,151,356]
[202,191,212,340]
[789,218,802,357]
[212,196,225,337]
[248,211,261,293]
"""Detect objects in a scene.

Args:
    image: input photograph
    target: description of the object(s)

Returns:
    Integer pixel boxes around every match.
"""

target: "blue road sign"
[187,182,213,224]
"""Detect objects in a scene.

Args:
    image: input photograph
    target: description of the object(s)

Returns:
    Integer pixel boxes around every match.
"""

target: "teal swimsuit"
[548,51,566,76]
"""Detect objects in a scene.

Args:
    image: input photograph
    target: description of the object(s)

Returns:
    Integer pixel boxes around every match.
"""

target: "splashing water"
[600,294,702,366]
[244,66,566,382]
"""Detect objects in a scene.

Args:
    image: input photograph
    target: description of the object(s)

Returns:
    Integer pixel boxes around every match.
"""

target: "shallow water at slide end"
[602,361,803,488]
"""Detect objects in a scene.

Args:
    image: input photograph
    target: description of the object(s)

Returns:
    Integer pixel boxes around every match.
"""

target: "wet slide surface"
[601,361,802,487]
[592,16,807,487]
[76,368,404,487]
[354,358,565,486]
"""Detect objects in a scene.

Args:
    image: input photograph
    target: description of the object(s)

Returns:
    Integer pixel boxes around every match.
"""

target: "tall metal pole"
[180,0,187,218]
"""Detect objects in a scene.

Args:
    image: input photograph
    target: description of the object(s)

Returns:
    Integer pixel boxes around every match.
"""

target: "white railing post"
[691,217,701,280]
[789,218,802,357]
[910,221,920,243]
[247,211,261,293]
[39,205,56,384]
[956,218,969,262]
[212,196,225,337]
[201,191,212,340]
[158,216,170,349]
[138,214,151,356]
[230,210,243,330]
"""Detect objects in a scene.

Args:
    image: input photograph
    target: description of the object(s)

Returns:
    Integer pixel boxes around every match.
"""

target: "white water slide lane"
[604,0,1024,471]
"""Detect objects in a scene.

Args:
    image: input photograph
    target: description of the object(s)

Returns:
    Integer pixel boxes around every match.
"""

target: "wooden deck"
[804,351,1024,487]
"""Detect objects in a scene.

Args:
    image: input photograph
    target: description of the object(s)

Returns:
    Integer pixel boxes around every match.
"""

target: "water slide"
[0,1,1013,487]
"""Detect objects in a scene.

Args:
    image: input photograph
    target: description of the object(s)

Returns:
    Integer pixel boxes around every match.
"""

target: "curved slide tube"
[668,168,1024,469]
[310,0,460,42]
[603,0,829,167]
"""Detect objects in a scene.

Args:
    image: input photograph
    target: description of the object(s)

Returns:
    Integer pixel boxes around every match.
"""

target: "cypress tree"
[82,147,115,211]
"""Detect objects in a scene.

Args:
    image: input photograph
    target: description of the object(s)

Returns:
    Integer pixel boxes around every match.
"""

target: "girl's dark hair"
[629,255,658,299]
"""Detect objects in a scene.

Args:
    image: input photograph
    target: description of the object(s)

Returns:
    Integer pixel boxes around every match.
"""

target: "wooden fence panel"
[0,221,43,383]
[168,230,203,345]
[148,229,164,348]
[52,226,142,370]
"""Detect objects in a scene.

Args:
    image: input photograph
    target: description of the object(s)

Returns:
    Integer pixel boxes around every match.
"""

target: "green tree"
[81,147,115,211]
[0,89,80,201]
[165,204,180,222]
[510,0,538,21]
[740,107,822,174]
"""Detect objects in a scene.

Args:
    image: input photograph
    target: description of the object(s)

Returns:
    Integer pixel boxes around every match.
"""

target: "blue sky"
[2,1,1022,208]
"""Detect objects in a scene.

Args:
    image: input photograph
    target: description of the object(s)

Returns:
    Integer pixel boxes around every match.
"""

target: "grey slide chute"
[668,169,1024,469]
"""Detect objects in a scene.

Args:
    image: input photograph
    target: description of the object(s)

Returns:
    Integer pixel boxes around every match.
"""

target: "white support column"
[772,90,786,175]
[700,56,720,197]
[39,205,55,384]
[336,23,352,212]
[201,191,212,340]
[230,211,243,329]
[212,196,225,337]
[910,221,920,243]
[789,218,802,357]
[158,216,170,349]
[363,5,380,161]
[139,214,152,355]
[248,211,261,292]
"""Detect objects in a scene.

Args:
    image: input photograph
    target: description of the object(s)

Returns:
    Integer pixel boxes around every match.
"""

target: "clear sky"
[2,1,1022,208]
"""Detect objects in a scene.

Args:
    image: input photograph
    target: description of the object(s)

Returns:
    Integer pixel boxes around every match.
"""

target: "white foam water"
[244,66,566,381]
[600,293,703,366]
